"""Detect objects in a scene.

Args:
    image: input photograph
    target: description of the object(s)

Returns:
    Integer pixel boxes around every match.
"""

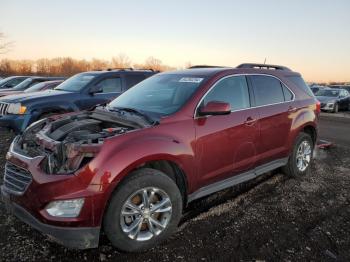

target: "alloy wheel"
[296,140,312,172]
[120,187,172,241]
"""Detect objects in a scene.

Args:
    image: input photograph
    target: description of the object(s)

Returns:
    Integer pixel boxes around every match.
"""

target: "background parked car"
[0,69,157,133]
[341,86,350,92]
[310,85,329,94]
[0,80,64,97]
[0,76,30,89]
[315,88,350,112]
[0,76,65,97]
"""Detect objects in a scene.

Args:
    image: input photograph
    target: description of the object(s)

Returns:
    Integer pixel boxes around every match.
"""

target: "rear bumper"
[1,186,100,249]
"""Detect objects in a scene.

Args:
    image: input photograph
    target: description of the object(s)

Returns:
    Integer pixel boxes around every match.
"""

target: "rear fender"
[287,105,317,153]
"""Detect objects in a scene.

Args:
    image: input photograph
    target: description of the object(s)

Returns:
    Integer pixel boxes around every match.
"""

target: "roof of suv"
[87,69,158,75]
[166,63,300,78]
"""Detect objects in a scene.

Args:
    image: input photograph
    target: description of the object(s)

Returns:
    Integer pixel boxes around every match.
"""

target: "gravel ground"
[0,128,349,261]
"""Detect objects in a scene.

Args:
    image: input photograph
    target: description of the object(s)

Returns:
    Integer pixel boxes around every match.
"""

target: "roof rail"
[134,68,156,72]
[106,68,134,71]
[188,65,228,69]
[106,68,157,72]
[237,63,292,71]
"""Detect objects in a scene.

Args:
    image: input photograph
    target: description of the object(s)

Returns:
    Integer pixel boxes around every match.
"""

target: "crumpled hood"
[316,96,337,104]
[0,90,72,104]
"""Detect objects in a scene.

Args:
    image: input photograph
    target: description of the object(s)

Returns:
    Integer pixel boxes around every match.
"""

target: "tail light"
[316,100,321,114]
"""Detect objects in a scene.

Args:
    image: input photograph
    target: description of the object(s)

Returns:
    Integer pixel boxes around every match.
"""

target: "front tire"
[282,132,314,177]
[333,103,339,113]
[104,168,183,252]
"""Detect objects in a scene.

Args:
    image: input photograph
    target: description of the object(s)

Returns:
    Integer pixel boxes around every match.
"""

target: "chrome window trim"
[194,73,296,118]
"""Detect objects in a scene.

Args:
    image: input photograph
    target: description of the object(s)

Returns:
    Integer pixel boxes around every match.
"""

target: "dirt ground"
[0,126,349,261]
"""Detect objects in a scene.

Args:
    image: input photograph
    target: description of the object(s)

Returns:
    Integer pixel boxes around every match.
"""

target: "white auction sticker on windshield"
[179,77,203,83]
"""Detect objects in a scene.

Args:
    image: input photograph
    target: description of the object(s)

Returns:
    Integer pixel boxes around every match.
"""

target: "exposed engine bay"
[15,109,151,174]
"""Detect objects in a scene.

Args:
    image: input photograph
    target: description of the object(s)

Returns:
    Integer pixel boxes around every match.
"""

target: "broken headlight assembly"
[17,110,147,175]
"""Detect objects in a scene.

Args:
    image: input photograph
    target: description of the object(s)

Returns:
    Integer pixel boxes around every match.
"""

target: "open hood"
[15,109,150,174]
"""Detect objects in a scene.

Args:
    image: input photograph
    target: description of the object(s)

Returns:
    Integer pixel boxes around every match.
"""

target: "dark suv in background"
[1,63,319,252]
[0,69,157,132]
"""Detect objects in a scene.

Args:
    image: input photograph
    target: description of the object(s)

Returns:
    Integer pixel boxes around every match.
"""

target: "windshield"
[11,78,33,90]
[55,73,96,92]
[108,74,205,117]
[315,89,340,97]
[0,78,9,85]
[24,82,48,93]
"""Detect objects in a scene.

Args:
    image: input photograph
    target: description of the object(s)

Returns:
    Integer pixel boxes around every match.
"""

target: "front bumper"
[320,102,335,111]
[0,114,31,133]
[1,186,100,249]
[1,137,111,249]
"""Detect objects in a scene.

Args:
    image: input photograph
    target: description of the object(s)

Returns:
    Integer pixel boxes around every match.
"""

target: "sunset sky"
[1,0,349,82]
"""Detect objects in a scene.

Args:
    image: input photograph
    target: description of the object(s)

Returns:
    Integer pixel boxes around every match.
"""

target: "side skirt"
[187,157,288,203]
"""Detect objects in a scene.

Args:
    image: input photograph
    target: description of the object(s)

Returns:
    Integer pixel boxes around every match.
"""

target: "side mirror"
[89,85,103,95]
[198,101,231,116]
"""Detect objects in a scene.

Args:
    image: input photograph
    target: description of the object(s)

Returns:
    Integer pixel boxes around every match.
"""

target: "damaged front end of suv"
[13,109,151,175]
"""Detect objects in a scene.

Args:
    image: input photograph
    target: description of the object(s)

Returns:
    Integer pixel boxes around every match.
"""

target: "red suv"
[1,63,319,252]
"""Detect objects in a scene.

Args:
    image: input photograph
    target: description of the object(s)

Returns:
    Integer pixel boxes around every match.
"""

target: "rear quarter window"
[287,76,314,97]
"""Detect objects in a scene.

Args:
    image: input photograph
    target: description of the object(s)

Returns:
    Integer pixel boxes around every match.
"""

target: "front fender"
[88,135,195,189]
[31,102,79,116]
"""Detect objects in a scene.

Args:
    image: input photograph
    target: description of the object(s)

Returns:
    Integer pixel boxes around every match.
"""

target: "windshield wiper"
[108,106,158,125]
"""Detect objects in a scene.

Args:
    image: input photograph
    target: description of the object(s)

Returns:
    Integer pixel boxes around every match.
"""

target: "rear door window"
[282,84,294,101]
[125,74,147,89]
[97,77,122,93]
[250,75,285,106]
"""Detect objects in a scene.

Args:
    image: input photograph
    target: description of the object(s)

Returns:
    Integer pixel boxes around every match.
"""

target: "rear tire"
[104,168,183,252]
[282,132,314,177]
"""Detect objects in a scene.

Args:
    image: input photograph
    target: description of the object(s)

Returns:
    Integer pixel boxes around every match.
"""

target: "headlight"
[45,198,85,218]
[326,102,335,107]
[7,103,27,114]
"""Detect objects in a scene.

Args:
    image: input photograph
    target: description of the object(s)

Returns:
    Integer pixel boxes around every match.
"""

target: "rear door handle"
[244,117,257,126]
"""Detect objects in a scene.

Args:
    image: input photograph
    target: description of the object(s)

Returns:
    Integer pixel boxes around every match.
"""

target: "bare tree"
[143,56,163,71]
[0,32,14,54]
[184,61,192,69]
[0,56,177,76]
[111,53,131,68]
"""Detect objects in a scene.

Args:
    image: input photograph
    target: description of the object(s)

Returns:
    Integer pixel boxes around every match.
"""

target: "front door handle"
[244,117,257,126]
